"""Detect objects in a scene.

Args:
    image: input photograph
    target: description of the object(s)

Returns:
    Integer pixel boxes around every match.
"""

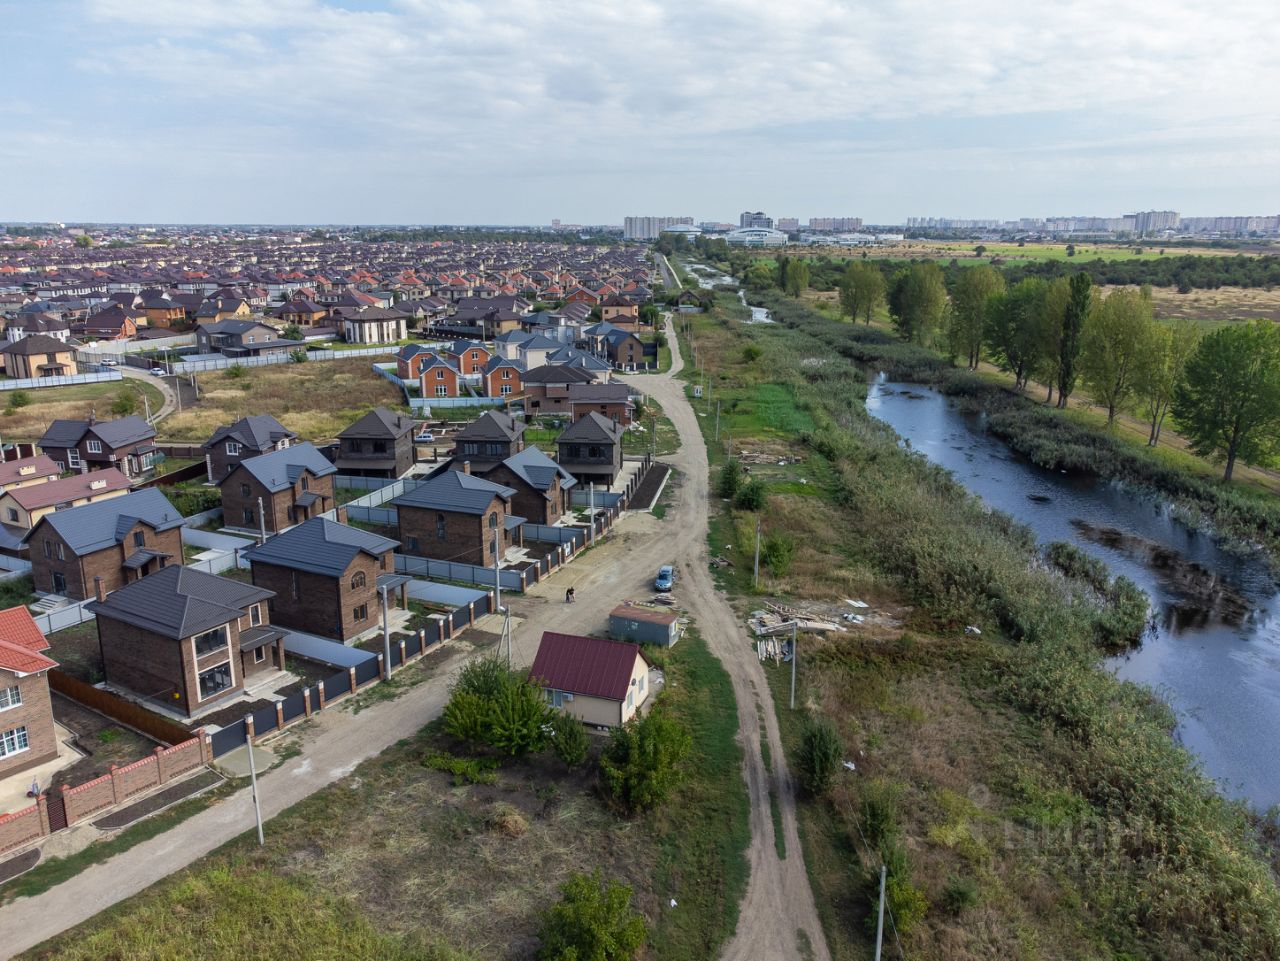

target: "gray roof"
[569,383,633,403]
[0,334,72,355]
[232,441,336,493]
[339,406,415,440]
[500,446,577,496]
[558,411,623,444]
[87,565,273,640]
[455,410,525,443]
[204,415,296,452]
[482,355,525,374]
[88,416,155,448]
[243,517,397,577]
[198,320,274,335]
[522,364,595,385]
[392,470,515,515]
[23,488,184,553]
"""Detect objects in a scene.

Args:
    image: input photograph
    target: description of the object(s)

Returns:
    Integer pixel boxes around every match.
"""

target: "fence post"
[36,793,52,836]
[109,764,121,804]
[200,729,213,764]
[61,785,75,826]
[419,628,426,650]
[275,701,285,730]
[347,666,357,693]
[245,713,256,744]
[438,619,446,643]
[154,746,167,785]
[399,638,407,665]
[316,683,326,711]
[377,652,386,682]
[303,687,313,717]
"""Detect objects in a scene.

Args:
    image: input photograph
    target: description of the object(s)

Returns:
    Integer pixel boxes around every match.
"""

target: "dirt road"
[0,318,829,960]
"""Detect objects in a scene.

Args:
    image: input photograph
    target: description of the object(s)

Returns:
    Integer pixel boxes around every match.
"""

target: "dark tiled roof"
[500,446,576,494]
[87,416,155,448]
[522,364,594,385]
[392,470,514,515]
[203,415,296,453]
[529,632,646,702]
[339,407,415,440]
[87,565,273,640]
[558,412,623,444]
[0,334,75,356]
[233,441,336,493]
[454,410,525,443]
[243,516,397,577]
[23,488,184,554]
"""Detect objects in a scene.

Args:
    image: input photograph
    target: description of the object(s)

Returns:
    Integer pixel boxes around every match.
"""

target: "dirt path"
[0,318,830,960]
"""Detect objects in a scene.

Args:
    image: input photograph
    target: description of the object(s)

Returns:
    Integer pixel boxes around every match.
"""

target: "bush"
[536,871,646,961]
[226,364,247,380]
[796,716,842,796]
[761,534,795,577]
[290,349,309,363]
[733,478,767,511]
[600,706,691,813]
[444,656,553,756]
[110,391,137,417]
[7,390,31,409]
[940,874,981,915]
[422,750,498,785]
[549,710,590,769]
[716,458,743,500]
[742,343,763,363]
[859,779,902,845]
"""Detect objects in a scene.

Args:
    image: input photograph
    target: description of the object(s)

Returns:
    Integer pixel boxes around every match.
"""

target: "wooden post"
[347,666,357,693]
[108,764,121,804]
[303,687,313,717]
[399,638,407,665]
[275,701,285,729]
[377,652,387,681]
[316,682,326,710]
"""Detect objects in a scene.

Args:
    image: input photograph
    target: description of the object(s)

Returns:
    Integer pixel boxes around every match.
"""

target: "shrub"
[761,533,795,577]
[443,656,553,756]
[549,710,590,769]
[1045,541,1109,592]
[716,458,743,500]
[1096,575,1151,650]
[742,343,763,363]
[600,706,691,813]
[226,363,247,380]
[7,390,31,409]
[290,349,309,363]
[422,750,498,786]
[110,391,137,417]
[537,871,646,961]
[940,874,981,915]
[733,478,767,511]
[796,716,842,796]
[859,779,902,845]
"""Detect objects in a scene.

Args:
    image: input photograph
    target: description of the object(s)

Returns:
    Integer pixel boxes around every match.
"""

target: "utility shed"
[609,601,680,647]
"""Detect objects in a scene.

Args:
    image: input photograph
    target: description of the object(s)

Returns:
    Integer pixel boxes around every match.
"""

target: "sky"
[2,0,1279,225]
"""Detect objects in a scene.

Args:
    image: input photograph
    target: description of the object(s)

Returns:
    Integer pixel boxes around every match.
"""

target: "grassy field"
[159,359,404,442]
[1100,283,1280,322]
[791,240,1253,265]
[677,292,1280,959]
[24,629,749,961]
[0,381,165,442]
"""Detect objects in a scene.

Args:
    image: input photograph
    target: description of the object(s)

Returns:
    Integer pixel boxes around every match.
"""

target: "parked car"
[415,430,435,443]
[99,357,118,366]
[149,367,167,376]
[654,565,675,592]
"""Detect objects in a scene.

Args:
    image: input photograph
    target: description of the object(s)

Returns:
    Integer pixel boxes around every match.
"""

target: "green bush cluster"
[422,750,499,786]
[600,706,692,814]
[444,657,553,756]
[536,871,646,961]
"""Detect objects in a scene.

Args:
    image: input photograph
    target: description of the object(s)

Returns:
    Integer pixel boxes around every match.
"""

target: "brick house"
[76,304,142,340]
[333,407,416,479]
[38,415,158,478]
[395,344,439,381]
[556,412,624,489]
[202,415,297,484]
[219,442,336,535]
[275,298,328,327]
[0,335,78,379]
[599,295,640,327]
[243,517,406,642]
[416,355,463,400]
[600,328,646,369]
[480,446,577,525]
[195,320,303,359]
[0,606,59,778]
[449,410,526,472]
[521,364,596,417]
[441,340,491,376]
[482,355,525,398]
[87,566,284,719]
[567,383,636,425]
[392,466,523,566]
[139,293,187,329]
[23,488,185,600]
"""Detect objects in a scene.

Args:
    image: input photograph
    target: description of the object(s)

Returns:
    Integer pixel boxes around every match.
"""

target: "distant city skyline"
[4,0,1279,225]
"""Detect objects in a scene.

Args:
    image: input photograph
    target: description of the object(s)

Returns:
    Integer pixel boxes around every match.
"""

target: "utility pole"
[244,715,264,846]
[379,584,391,679]
[715,401,720,443]
[650,414,656,458]
[257,496,267,544]
[789,620,798,711]
[493,526,503,617]
[753,515,761,589]
[588,482,595,547]
[874,864,887,961]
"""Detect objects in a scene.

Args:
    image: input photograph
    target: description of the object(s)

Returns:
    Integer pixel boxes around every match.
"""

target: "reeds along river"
[866,376,1280,811]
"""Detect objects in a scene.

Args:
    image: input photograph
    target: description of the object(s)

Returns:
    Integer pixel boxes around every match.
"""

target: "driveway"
[118,367,177,424]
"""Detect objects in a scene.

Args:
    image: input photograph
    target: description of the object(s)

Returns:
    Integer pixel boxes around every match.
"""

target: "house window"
[133,530,145,548]
[488,512,498,529]
[638,675,645,693]
[567,444,581,458]
[436,370,445,379]
[300,475,309,491]
[86,439,102,454]
[627,691,634,709]
[0,686,22,711]
[42,540,52,560]
[4,509,15,523]
[240,483,251,497]
[372,440,387,454]
[194,626,229,658]
[485,443,503,457]
[197,663,234,700]
[0,726,29,758]
[353,604,368,622]
[502,369,511,379]
[56,542,64,561]
[291,571,300,599]
[408,536,420,552]
[286,507,295,524]
[51,572,66,594]
[545,689,565,708]
[254,646,266,664]
[588,446,601,458]
[250,604,262,626]
[500,385,512,396]
[243,508,255,526]
[351,571,366,590]
[346,439,363,453]
[379,554,387,570]
[67,450,81,469]
[435,513,446,540]
[435,385,448,397]
[225,441,242,456]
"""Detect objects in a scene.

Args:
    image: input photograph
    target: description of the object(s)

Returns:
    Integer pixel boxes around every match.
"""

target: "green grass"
[0,574,36,609]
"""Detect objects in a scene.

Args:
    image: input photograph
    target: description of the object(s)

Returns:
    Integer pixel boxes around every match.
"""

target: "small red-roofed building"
[0,606,58,777]
[528,631,652,729]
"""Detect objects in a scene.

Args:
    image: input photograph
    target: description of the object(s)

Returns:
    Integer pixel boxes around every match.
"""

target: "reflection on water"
[867,378,1280,809]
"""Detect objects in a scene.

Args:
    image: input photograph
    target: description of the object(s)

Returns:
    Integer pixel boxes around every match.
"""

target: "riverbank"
[750,290,1280,568]
[681,290,1280,958]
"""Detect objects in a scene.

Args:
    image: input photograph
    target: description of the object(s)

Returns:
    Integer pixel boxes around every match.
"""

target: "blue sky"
[2,0,1278,225]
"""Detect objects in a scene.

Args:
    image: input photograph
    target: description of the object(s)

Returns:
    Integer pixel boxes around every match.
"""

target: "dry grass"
[0,381,164,442]
[1100,283,1280,322]
[160,359,404,442]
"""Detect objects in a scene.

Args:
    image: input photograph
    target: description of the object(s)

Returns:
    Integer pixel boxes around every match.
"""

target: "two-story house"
[195,320,302,359]
[480,446,576,525]
[482,356,525,398]
[87,566,284,719]
[201,415,297,484]
[0,335,78,379]
[243,517,405,642]
[448,410,526,473]
[441,340,491,376]
[556,412,625,489]
[416,355,464,399]
[23,488,185,599]
[568,383,636,425]
[0,467,130,535]
[333,407,416,479]
[337,306,406,345]
[0,606,59,778]
[38,415,158,478]
[393,466,523,566]
[75,303,142,341]
[219,442,336,535]
[275,297,329,328]
[139,292,188,329]
[0,455,60,495]
[521,364,597,417]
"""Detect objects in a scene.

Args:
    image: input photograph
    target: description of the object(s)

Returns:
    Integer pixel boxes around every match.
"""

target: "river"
[866,377,1280,810]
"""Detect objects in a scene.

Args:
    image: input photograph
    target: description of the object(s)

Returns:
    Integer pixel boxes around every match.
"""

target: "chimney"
[93,576,106,604]
[462,461,471,475]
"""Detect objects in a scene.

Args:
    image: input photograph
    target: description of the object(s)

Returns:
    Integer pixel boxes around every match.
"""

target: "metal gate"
[210,720,248,758]
[46,791,68,831]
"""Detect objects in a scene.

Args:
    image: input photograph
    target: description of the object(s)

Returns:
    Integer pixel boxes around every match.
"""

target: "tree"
[887,262,947,344]
[1079,287,1155,427]
[110,391,137,417]
[1172,320,1280,481]
[948,265,1004,369]
[537,872,646,961]
[734,478,766,511]
[973,245,987,257]
[549,710,589,769]
[983,278,1050,390]
[281,323,303,341]
[1033,277,1071,404]
[796,716,843,796]
[837,263,887,326]
[599,707,691,813]
[743,262,775,290]
[1135,320,1200,447]
[444,656,552,756]
[716,457,743,500]
[1056,272,1092,408]
[784,260,809,298]
[74,234,94,247]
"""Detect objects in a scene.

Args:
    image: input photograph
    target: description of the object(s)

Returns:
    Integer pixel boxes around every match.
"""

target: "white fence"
[34,600,95,636]
[185,549,245,574]
[171,345,398,374]
[182,528,256,552]
[371,363,506,412]
[81,333,195,355]
[0,371,122,392]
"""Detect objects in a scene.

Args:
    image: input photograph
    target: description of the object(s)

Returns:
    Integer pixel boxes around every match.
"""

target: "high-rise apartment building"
[1130,210,1180,236]
[776,217,800,231]
[623,216,694,241]
[739,211,773,229]
[807,217,863,231]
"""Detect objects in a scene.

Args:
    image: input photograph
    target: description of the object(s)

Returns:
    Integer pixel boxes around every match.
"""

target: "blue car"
[654,565,675,592]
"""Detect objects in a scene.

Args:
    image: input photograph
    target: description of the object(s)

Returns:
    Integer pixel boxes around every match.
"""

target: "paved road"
[0,319,829,960]
[118,367,177,424]
[654,251,681,290]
